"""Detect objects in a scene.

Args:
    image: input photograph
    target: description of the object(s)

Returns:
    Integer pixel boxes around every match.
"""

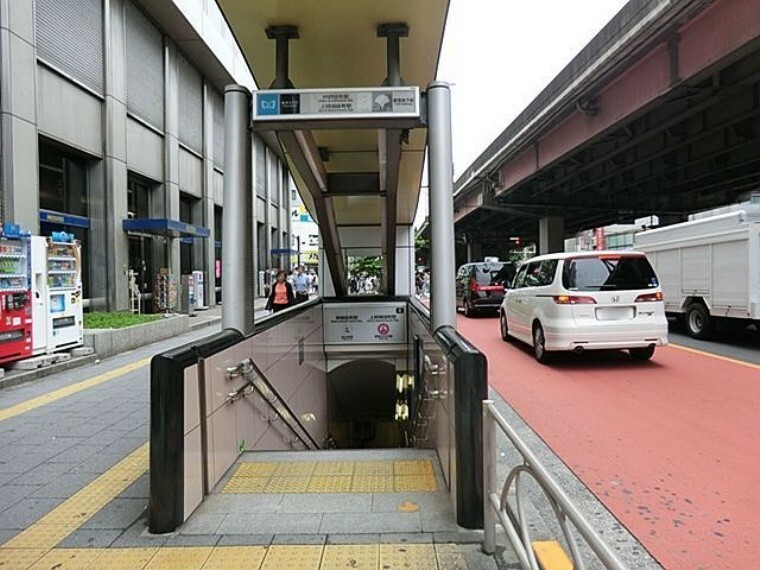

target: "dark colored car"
[455,260,517,317]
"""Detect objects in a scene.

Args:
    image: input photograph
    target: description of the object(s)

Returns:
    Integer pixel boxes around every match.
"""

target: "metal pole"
[427,82,457,331]
[222,85,254,334]
[482,400,497,554]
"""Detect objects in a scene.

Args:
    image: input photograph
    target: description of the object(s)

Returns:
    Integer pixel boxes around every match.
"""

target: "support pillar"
[221,85,253,334]
[539,215,565,255]
[427,82,457,332]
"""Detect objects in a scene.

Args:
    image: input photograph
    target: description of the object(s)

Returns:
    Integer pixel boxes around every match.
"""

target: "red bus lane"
[457,315,759,570]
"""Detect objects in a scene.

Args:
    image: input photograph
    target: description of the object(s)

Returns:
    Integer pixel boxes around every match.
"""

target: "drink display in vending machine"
[30,234,84,354]
[0,227,32,365]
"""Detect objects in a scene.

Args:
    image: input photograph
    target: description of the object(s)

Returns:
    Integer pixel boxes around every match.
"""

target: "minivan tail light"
[635,291,663,302]
[553,295,597,305]
[469,278,479,292]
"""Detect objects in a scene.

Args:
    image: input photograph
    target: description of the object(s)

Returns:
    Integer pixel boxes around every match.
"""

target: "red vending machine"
[0,227,32,364]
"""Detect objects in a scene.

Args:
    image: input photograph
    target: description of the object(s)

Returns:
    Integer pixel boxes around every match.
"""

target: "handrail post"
[483,400,497,554]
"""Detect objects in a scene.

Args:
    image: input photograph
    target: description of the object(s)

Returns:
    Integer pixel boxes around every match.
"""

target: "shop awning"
[270,248,297,255]
[40,209,90,229]
[122,218,211,238]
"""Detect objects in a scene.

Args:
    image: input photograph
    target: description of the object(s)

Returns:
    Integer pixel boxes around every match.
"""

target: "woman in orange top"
[265,270,295,313]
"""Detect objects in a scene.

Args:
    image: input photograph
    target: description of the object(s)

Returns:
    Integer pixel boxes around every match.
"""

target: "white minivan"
[499,251,668,363]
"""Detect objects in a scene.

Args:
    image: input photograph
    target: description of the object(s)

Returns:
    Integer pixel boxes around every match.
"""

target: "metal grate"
[178,54,202,153]
[125,0,164,130]
[36,0,104,94]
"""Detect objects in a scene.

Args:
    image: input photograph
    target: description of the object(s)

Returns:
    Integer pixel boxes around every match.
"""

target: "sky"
[415,0,630,226]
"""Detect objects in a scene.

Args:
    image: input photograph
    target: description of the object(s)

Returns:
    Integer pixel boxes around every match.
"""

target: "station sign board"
[252,87,420,124]
[323,302,407,345]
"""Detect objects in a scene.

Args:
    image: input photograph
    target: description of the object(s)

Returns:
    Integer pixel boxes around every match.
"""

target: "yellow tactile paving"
[0,548,47,570]
[532,540,573,570]
[223,459,438,494]
[0,358,151,422]
[1,444,149,551]
[201,546,267,570]
[307,475,353,493]
[27,548,104,569]
[92,547,159,570]
[144,546,213,570]
[260,545,323,570]
[380,544,438,570]
[320,544,379,570]
[436,544,468,570]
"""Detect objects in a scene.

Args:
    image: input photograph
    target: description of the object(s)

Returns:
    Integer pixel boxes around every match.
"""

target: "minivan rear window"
[562,255,659,291]
[472,263,514,285]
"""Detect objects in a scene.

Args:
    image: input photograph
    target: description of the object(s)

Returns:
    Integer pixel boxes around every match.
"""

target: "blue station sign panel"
[252,86,420,123]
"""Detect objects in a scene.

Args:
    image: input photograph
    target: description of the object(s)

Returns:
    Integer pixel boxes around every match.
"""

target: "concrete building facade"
[0,0,292,311]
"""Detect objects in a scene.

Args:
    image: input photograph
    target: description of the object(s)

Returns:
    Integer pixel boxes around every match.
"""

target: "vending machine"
[30,235,84,354]
[191,270,207,310]
[0,229,32,365]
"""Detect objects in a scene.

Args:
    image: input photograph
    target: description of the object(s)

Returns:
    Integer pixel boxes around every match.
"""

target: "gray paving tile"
[0,452,50,473]
[197,494,283,515]
[218,513,322,535]
[0,485,41,511]
[216,534,273,546]
[66,453,126,474]
[0,497,64,529]
[58,528,122,548]
[379,532,433,543]
[178,514,225,535]
[82,430,128,448]
[327,533,382,545]
[319,512,421,534]
[0,529,20,545]
[6,462,74,487]
[30,473,98,498]
[98,437,146,457]
[117,474,149,499]
[433,531,484,544]
[278,493,372,514]
[109,519,167,548]
[372,492,454,513]
[272,533,326,545]
[421,512,461,532]
[163,534,221,547]
[48,444,107,464]
[82,498,147,530]
[457,543,502,570]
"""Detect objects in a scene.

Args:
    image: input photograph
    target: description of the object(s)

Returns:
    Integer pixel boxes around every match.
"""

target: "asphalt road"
[457,312,759,570]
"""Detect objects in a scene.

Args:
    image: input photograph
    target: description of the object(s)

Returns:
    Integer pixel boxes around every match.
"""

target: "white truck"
[634,203,760,338]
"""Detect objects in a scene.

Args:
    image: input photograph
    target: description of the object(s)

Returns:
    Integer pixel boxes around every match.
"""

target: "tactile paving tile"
[235,463,277,477]
[379,544,438,570]
[222,459,438,494]
[201,546,267,570]
[435,544,468,570]
[307,475,353,493]
[394,460,435,475]
[260,545,322,570]
[0,548,48,570]
[28,547,104,569]
[320,544,379,570]
[313,461,355,476]
[144,546,213,570]
[1,524,79,550]
[264,476,311,493]
[394,473,439,492]
[93,547,159,570]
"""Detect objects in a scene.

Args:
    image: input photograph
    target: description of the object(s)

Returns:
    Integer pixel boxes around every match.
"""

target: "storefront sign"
[323,302,406,344]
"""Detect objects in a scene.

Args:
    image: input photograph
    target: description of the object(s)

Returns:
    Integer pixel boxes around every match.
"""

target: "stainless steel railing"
[482,400,627,570]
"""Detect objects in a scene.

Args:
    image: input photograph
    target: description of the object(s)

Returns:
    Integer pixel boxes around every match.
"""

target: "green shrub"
[84,312,163,329]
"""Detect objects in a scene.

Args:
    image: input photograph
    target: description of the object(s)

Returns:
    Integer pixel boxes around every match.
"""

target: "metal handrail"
[482,400,627,569]
[227,358,320,450]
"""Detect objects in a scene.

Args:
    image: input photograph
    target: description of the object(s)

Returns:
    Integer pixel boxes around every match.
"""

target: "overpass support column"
[427,82,456,332]
[539,216,565,255]
[222,85,254,334]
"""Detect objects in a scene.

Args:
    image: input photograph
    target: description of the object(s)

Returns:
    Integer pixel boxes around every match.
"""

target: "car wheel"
[532,323,550,364]
[686,303,714,339]
[463,299,474,318]
[630,346,655,360]
[500,311,510,342]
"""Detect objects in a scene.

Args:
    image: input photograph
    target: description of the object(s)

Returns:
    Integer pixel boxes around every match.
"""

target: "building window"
[179,193,198,275]
[127,176,152,219]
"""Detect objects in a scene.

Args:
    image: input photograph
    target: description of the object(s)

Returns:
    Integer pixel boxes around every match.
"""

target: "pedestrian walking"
[292,264,310,303]
[265,270,295,313]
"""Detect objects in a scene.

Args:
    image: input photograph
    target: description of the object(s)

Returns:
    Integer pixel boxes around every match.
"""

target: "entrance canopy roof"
[216,0,449,295]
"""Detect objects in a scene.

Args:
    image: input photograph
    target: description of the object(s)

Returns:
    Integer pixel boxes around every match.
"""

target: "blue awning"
[271,248,297,254]
[40,210,90,229]
[122,218,210,238]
